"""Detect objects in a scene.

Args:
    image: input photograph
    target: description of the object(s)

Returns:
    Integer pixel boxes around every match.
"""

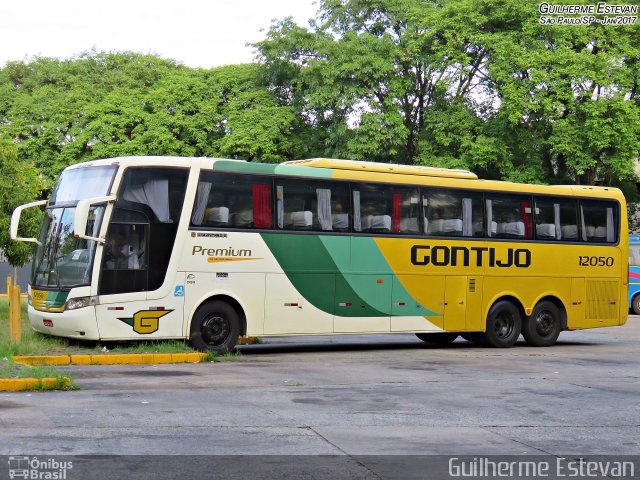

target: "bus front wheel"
[481,300,522,348]
[189,300,240,354]
[522,301,562,347]
[632,295,640,315]
[415,332,459,345]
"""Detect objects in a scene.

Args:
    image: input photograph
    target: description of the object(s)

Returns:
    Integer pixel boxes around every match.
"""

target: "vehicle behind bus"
[629,235,640,314]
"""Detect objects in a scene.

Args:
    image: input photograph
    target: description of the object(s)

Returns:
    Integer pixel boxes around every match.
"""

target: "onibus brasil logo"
[118,309,173,334]
[8,456,73,479]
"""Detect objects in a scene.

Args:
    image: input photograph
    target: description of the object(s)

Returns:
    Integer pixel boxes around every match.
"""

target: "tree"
[0,142,44,267]
[256,0,640,187]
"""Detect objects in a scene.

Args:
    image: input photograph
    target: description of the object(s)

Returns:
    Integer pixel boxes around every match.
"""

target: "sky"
[0,0,319,68]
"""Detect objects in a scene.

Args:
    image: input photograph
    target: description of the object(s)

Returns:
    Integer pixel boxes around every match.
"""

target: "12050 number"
[578,256,614,267]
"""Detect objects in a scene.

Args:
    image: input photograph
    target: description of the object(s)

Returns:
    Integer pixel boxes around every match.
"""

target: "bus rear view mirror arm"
[10,200,47,245]
[73,195,116,243]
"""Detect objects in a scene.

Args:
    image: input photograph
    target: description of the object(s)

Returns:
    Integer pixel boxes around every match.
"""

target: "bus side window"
[630,245,640,266]
[423,189,482,237]
[580,200,617,243]
[353,185,392,233]
[487,194,532,239]
[191,173,273,229]
[534,198,578,241]
[276,180,349,232]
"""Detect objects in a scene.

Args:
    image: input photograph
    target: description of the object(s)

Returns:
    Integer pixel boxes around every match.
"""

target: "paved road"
[1,319,638,478]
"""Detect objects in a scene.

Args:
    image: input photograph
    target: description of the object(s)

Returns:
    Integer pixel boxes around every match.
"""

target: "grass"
[0,358,77,390]
[0,298,203,357]
[0,298,244,360]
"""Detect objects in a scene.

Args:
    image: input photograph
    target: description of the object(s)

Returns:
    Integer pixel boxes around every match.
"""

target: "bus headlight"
[65,296,99,310]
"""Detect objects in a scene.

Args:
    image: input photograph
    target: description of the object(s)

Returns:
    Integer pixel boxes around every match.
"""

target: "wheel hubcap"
[534,310,555,338]
[494,311,515,339]
[201,314,230,345]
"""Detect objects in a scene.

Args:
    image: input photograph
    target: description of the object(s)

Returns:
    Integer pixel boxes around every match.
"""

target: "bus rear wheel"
[189,300,240,354]
[415,332,459,345]
[481,300,521,348]
[522,301,562,347]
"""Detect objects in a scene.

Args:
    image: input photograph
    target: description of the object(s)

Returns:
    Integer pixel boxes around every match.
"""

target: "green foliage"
[0,142,44,266]
[256,0,640,187]
[0,52,298,185]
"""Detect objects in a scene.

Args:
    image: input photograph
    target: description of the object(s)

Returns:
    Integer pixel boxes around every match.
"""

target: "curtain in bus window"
[553,203,561,240]
[606,208,615,242]
[462,198,473,236]
[392,193,401,233]
[580,205,587,241]
[276,186,284,228]
[316,189,332,231]
[252,183,272,228]
[486,199,493,237]
[191,181,212,225]
[123,178,171,222]
[520,200,532,239]
[353,191,362,232]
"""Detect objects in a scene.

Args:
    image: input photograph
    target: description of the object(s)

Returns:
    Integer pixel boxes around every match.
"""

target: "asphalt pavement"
[1,318,638,479]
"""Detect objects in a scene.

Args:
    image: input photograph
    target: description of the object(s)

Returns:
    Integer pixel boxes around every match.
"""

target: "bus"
[629,235,640,314]
[10,156,628,353]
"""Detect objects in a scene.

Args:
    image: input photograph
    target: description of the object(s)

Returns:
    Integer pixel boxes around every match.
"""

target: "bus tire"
[415,332,458,345]
[522,301,562,347]
[632,295,640,315]
[481,300,521,348]
[189,300,240,354]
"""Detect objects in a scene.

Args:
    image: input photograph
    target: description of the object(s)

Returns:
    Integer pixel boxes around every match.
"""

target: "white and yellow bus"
[11,156,628,352]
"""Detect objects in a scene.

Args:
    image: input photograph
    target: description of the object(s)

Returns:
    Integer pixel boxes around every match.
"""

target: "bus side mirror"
[74,195,116,243]
[10,200,48,244]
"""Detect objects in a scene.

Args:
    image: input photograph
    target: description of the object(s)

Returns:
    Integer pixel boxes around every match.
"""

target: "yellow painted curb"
[237,336,260,345]
[14,352,209,366]
[0,377,72,392]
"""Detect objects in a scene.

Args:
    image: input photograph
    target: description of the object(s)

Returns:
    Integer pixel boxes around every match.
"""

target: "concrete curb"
[13,352,208,366]
[0,377,72,392]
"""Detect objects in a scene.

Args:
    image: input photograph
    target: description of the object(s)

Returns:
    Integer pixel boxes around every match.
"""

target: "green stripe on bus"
[273,165,334,178]
[213,161,278,175]
[212,161,333,179]
[260,233,387,317]
[321,236,439,317]
[261,233,439,317]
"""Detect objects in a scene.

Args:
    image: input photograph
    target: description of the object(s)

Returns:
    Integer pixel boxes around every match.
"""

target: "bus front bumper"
[28,305,100,340]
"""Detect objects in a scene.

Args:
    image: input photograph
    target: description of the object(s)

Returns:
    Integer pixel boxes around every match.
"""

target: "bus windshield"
[31,206,105,288]
[49,165,116,205]
[31,165,115,288]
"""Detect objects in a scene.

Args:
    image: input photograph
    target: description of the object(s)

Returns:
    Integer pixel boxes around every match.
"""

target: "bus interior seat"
[205,206,229,225]
[428,218,462,235]
[231,210,253,227]
[594,226,607,241]
[332,213,349,230]
[286,211,313,228]
[399,217,419,234]
[362,215,391,232]
[497,221,524,238]
[561,225,578,240]
[536,223,556,239]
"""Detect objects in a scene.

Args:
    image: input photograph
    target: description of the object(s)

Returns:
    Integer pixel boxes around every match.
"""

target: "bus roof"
[63,156,625,202]
[283,158,478,180]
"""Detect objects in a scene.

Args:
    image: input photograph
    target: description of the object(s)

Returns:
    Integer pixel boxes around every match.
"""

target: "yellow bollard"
[7,275,21,344]
[11,284,21,343]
